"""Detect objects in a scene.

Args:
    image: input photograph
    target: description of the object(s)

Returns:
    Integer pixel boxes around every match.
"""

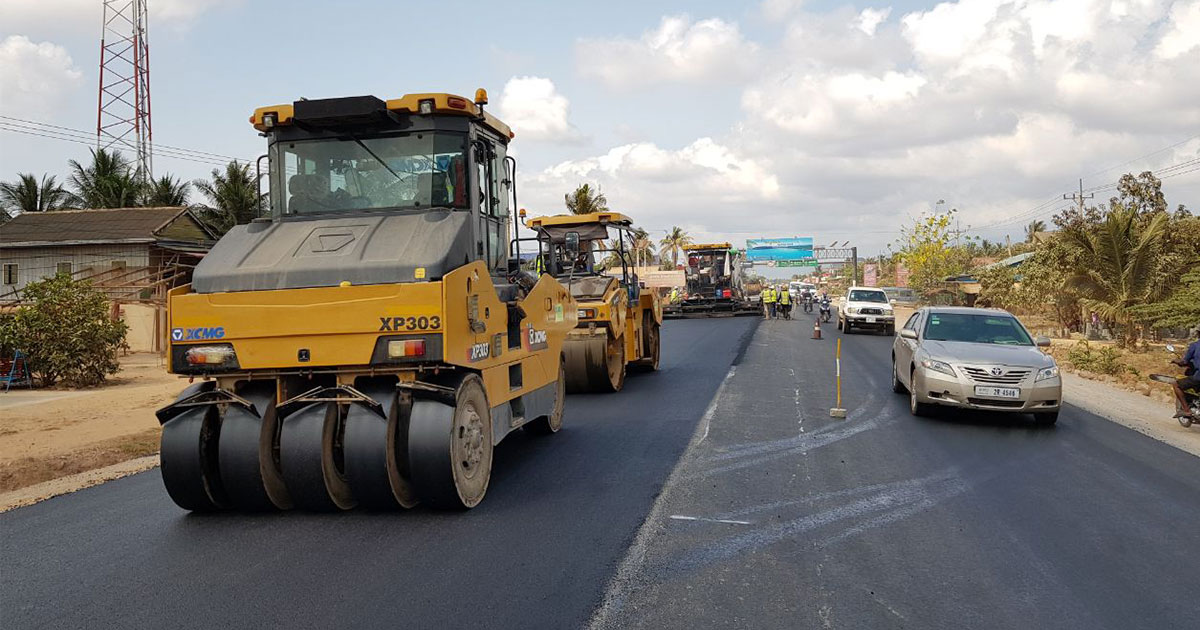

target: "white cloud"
[0,36,84,117]
[576,16,759,88]
[497,76,582,143]
[540,1,1200,253]
[856,7,892,36]
[1156,0,1200,59]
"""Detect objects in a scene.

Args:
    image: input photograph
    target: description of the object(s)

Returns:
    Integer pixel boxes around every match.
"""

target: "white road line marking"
[698,366,736,445]
[669,515,753,525]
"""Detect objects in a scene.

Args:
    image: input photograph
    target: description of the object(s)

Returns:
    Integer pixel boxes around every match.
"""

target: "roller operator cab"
[158,90,577,512]
[525,212,663,392]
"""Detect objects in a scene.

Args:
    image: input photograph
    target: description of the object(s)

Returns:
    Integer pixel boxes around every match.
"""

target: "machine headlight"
[921,358,956,377]
[173,344,240,373]
[1036,365,1059,382]
[185,345,237,366]
[578,308,597,319]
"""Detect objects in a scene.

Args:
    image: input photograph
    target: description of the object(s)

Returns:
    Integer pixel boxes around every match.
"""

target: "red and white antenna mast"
[96,0,152,183]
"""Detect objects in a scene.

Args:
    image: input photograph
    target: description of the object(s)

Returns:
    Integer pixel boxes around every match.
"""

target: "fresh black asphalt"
[595,316,1200,629]
[0,318,758,630]
[5,315,1200,629]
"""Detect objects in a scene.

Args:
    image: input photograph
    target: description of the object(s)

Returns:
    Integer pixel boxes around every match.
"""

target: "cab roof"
[526,212,634,228]
[250,91,513,139]
[684,242,733,251]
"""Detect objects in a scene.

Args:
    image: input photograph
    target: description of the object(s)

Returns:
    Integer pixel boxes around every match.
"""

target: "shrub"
[1066,340,1124,376]
[1,275,127,387]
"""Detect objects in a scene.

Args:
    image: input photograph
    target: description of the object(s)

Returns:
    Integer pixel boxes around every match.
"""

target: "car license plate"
[865,316,876,323]
[974,386,1020,399]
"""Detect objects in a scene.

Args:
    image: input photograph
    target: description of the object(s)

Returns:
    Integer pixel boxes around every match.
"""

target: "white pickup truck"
[837,286,896,335]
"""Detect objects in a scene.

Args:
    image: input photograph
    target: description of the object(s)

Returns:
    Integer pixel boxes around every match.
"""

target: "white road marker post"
[830,338,847,418]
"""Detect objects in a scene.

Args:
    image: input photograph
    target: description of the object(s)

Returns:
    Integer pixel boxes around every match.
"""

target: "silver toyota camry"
[891,307,1062,424]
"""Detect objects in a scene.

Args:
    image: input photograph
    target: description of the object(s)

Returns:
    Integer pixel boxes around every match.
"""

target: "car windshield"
[849,290,887,302]
[273,132,468,214]
[923,312,1033,346]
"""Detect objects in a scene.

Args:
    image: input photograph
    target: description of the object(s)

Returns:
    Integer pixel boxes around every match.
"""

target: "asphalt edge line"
[587,318,759,629]
[0,455,161,513]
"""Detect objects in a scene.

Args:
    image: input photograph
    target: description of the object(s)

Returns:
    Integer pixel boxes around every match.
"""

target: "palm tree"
[194,161,264,234]
[564,183,608,215]
[1025,219,1046,242]
[0,173,71,214]
[143,175,191,206]
[1063,208,1168,345]
[67,148,142,208]
[658,226,693,269]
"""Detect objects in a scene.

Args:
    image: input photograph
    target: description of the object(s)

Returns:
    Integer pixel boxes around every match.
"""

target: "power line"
[1081,132,1200,180]
[0,116,257,167]
[0,123,235,169]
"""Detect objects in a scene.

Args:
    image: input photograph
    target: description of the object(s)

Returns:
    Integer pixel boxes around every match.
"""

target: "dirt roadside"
[0,353,182,506]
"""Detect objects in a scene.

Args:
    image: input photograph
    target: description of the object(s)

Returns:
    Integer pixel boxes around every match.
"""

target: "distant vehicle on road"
[838,286,895,334]
[891,307,1062,424]
[880,286,918,305]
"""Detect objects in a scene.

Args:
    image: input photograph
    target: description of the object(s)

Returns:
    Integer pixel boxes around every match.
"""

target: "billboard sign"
[745,237,815,261]
[863,263,878,287]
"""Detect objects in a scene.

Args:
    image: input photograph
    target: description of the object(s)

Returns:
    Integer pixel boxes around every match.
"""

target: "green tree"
[67,148,142,208]
[0,275,127,387]
[895,209,970,294]
[1063,207,1169,345]
[143,175,191,206]
[0,173,71,216]
[564,183,608,215]
[1110,171,1168,216]
[1025,219,1046,242]
[193,161,263,234]
[1130,268,1200,330]
[658,226,693,269]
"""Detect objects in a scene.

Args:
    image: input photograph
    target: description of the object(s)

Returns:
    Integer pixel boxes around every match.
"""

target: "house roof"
[0,207,216,248]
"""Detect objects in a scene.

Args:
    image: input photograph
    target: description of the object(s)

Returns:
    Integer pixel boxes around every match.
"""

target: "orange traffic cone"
[812,319,822,340]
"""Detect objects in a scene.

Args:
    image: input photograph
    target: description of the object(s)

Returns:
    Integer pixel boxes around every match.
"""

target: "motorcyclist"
[1171,326,1200,418]
[818,291,831,321]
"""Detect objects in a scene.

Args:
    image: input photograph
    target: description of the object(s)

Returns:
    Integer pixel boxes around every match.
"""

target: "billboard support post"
[852,247,858,287]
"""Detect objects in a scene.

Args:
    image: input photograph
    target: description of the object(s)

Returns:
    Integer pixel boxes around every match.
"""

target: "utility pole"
[1064,178,1094,214]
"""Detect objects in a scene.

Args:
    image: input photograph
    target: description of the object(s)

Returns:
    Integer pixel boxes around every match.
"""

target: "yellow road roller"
[156,90,577,511]
[524,212,662,392]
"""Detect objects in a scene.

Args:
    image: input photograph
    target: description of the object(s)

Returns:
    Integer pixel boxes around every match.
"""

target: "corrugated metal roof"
[1,207,205,246]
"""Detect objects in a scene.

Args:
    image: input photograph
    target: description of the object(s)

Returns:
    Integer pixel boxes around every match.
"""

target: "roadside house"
[0,207,216,351]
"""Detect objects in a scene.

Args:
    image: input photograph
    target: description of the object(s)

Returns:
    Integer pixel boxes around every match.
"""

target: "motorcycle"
[818,300,831,323]
[1149,343,1199,428]
[803,295,813,314]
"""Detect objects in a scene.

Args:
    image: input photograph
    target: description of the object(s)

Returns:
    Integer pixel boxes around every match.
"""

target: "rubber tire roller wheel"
[279,401,357,511]
[160,406,228,512]
[408,375,493,509]
[343,383,418,510]
[526,359,566,435]
[217,383,292,511]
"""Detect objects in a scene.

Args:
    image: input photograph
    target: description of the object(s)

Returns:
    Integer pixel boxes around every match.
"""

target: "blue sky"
[3,0,1199,266]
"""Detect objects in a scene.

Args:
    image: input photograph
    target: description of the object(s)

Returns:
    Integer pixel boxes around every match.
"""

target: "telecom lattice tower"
[96,0,152,183]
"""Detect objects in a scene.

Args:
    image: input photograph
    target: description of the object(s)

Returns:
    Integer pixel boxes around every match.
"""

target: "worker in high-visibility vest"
[534,254,547,275]
[763,286,776,319]
[669,287,680,304]
[778,285,791,320]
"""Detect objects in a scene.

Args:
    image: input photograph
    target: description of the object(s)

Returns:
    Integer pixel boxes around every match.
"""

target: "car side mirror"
[890,299,897,305]
[900,329,918,340]
[564,231,580,258]
[1035,336,1051,347]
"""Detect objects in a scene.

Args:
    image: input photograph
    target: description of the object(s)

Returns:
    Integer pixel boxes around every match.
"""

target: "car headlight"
[1036,365,1059,382]
[846,306,858,314]
[921,358,956,377]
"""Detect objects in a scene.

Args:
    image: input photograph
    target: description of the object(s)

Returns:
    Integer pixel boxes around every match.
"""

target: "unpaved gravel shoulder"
[0,455,159,512]
[1063,373,1200,457]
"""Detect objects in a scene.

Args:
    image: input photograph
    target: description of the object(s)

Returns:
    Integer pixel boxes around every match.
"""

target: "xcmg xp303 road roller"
[156,90,577,511]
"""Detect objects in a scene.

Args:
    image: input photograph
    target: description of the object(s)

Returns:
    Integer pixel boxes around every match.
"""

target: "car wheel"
[891,357,906,394]
[1034,411,1058,426]
[909,371,931,417]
